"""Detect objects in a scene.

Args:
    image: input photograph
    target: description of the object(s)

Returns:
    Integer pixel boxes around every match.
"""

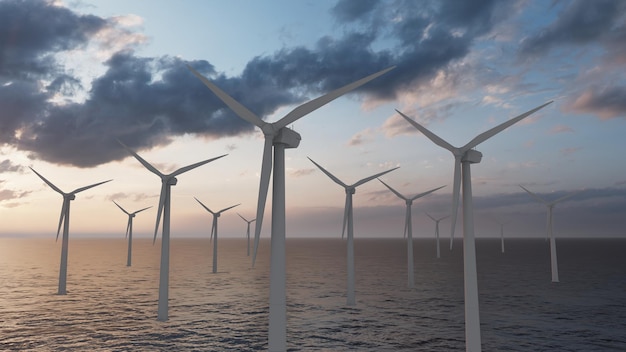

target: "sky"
[1,0,625,239]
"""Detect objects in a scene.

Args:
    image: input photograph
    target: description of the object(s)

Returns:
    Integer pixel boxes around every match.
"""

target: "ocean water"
[0,237,625,351]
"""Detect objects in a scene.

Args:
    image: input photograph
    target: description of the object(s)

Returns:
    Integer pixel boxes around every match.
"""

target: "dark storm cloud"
[567,85,626,119]
[519,0,626,58]
[4,0,515,167]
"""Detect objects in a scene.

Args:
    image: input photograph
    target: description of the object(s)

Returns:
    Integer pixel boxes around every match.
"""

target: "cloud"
[288,168,316,178]
[560,147,581,156]
[347,128,375,146]
[0,159,24,173]
[565,86,626,119]
[0,188,31,202]
[550,124,574,134]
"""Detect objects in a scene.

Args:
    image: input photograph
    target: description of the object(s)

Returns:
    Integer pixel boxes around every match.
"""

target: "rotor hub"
[406,200,412,206]
[167,177,178,186]
[345,187,355,195]
[273,127,301,149]
[462,149,483,164]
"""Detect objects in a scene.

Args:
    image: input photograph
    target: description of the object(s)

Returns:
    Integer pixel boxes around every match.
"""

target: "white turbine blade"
[463,101,553,151]
[378,178,408,201]
[410,185,446,201]
[425,212,437,222]
[171,154,227,177]
[187,65,266,128]
[353,167,399,188]
[117,140,164,178]
[153,183,167,244]
[308,157,347,187]
[132,206,152,215]
[113,200,130,215]
[404,206,410,239]
[396,110,456,152]
[449,158,462,249]
[125,218,131,239]
[218,203,240,214]
[519,185,548,205]
[194,197,216,215]
[252,137,274,267]
[552,189,584,205]
[439,215,450,221]
[341,194,349,239]
[237,213,249,222]
[275,66,396,129]
[30,167,64,195]
[210,218,216,242]
[71,179,112,194]
[56,199,68,241]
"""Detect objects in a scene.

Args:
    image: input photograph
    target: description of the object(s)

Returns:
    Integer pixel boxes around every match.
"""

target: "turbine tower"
[188,64,394,351]
[195,197,240,273]
[237,213,256,256]
[378,179,444,288]
[494,220,508,254]
[397,101,552,352]
[30,167,111,295]
[308,157,397,305]
[425,213,449,259]
[118,141,226,321]
[519,185,581,283]
[113,201,152,267]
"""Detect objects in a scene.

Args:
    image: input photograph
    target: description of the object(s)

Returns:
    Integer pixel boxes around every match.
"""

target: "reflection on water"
[0,237,625,351]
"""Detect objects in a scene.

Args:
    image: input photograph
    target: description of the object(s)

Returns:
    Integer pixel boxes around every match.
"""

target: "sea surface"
[0,237,625,351]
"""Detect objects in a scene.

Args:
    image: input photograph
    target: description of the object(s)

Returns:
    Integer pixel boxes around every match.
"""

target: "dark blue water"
[0,237,624,351]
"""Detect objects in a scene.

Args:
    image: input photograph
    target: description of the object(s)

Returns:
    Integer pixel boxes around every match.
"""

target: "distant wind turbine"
[425,213,449,259]
[30,167,111,295]
[195,198,240,273]
[237,213,256,256]
[397,101,552,352]
[378,179,444,288]
[519,185,582,283]
[494,220,508,254]
[188,64,394,351]
[118,140,226,321]
[309,157,398,305]
[113,201,151,267]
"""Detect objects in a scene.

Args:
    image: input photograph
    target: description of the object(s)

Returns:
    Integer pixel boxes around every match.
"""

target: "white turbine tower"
[308,157,397,305]
[113,201,152,267]
[494,220,508,254]
[378,179,444,288]
[425,213,449,259]
[397,101,552,352]
[188,64,394,351]
[118,141,226,321]
[195,197,240,273]
[30,167,111,295]
[519,185,582,283]
[237,213,256,256]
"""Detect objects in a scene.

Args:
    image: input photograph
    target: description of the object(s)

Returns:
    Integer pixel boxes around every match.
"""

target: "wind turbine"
[188,64,394,351]
[237,213,256,256]
[194,197,240,273]
[425,213,449,259]
[519,185,582,283]
[30,167,111,295]
[112,201,152,267]
[397,101,552,352]
[118,140,226,321]
[308,157,397,305]
[378,179,444,288]
[494,220,508,254]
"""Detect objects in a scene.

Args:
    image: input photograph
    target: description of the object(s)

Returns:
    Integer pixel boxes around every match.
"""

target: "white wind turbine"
[308,157,398,305]
[113,201,152,267]
[519,185,582,283]
[378,179,444,288]
[30,167,111,295]
[237,213,256,256]
[397,101,552,352]
[495,220,508,254]
[425,213,449,259]
[194,197,240,273]
[118,141,226,321]
[188,64,394,351]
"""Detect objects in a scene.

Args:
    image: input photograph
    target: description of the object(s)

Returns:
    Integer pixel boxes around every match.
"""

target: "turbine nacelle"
[462,149,483,164]
[274,127,301,148]
[405,199,413,206]
[65,194,76,201]
[166,177,178,186]
[345,187,356,195]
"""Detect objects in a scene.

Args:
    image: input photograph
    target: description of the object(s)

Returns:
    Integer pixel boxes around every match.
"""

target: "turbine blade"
[187,65,265,128]
[519,185,548,205]
[353,167,399,188]
[439,215,450,221]
[308,157,347,187]
[56,199,68,241]
[133,206,152,215]
[171,154,227,177]
[153,183,167,244]
[117,139,164,177]
[341,194,349,239]
[30,167,64,195]
[395,110,456,152]
[275,66,396,129]
[378,178,408,201]
[252,137,273,267]
[194,197,215,215]
[113,200,130,215]
[218,203,240,214]
[71,179,112,194]
[463,101,553,151]
[237,213,248,222]
[450,158,462,249]
[553,189,584,205]
[210,218,216,242]
[125,218,131,238]
[410,185,446,201]
[404,206,409,239]
[425,212,437,222]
